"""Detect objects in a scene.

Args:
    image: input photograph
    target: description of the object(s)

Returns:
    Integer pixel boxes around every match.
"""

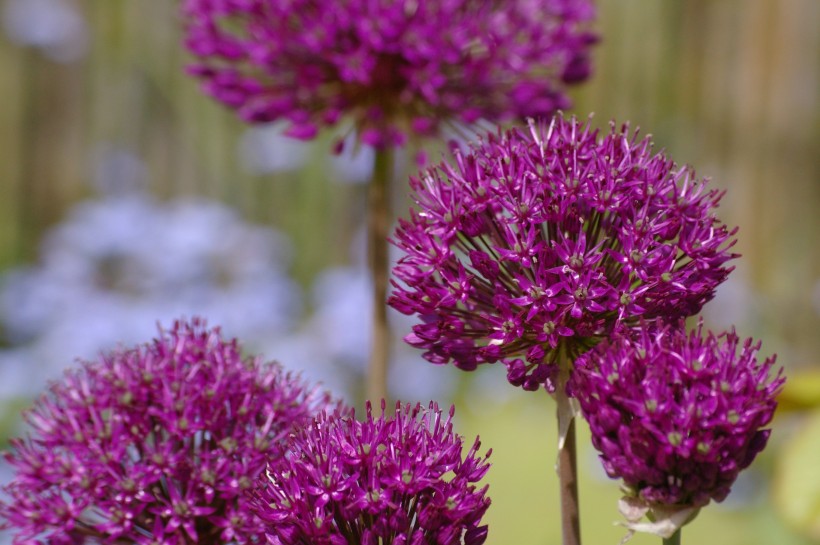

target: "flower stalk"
[556,396,581,545]
[663,529,682,545]
[556,352,581,545]
[367,146,394,403]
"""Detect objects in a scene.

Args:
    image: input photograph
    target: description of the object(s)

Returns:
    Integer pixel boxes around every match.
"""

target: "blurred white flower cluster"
[2,0,87,62]
[237,123,380,184]
[265,265,457,404]
[0,195,455,406]
[0,195,301,399]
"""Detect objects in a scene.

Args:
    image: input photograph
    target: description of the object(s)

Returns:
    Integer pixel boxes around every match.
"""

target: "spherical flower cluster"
[389,116,738,390]
[570,323,783,509]
[0,319,339,545]
[182,0,597,148]
[251,401,492,545]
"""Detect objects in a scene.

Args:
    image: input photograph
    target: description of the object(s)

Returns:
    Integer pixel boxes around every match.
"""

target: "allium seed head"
[0,318,341,545]
[389,116,738,391]
[570,322,783,509]
[182,0,597,148]
[250,401,492,545]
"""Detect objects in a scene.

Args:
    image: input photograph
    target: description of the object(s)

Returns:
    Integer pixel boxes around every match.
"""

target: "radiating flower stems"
[556,355,582,545]
[366,146,394,403]
[664,529,682,545]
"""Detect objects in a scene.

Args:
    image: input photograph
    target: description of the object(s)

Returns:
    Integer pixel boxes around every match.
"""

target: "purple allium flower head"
[182,0,597,148]
[389,116,739,391]
[0,318,340,545]
[250,401,491,545]
[570,323,783,509]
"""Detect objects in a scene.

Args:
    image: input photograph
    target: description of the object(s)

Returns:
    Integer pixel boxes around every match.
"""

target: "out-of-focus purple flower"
[571,323,783,510]
[0,319,340,545]
[389,116,738,391]
[251,401,491,545]
[182,0,597,148]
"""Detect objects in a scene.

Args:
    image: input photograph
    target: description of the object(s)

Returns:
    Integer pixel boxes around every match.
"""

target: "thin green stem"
[366,147,394,404]
[555,356,582,545]
[663,529,681,545]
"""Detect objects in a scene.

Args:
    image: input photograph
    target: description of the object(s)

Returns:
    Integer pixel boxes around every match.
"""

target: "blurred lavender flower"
[237,125,385,183]
[0,319,341,545]
[239,123,311,174]
[261,265,457,403]
[570,323,783,534]
[327,133,376,184]
[251,401,491,545]
[0,350,36,403]
[0,195,300,396]
[91,144,149,196]
[1,0,87,62]
[182,0,596,148]
[390,116,738,391]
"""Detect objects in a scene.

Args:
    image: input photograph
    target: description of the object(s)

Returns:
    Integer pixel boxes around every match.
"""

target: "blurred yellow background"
[0,1,818,544]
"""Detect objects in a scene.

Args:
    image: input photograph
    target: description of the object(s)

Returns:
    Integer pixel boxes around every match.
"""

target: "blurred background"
[0,0,818,544]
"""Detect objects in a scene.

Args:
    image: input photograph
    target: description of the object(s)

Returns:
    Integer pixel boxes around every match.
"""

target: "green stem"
[366,146,394,404]
[663,529,681,545]
[555,355,581,545]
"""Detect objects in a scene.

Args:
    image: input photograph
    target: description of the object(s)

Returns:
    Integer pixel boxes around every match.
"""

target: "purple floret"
[250,401,492,545]
[390,115,739,391]
[571,323,783,508]
[0,318,340,545]
[182,0,597,148]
